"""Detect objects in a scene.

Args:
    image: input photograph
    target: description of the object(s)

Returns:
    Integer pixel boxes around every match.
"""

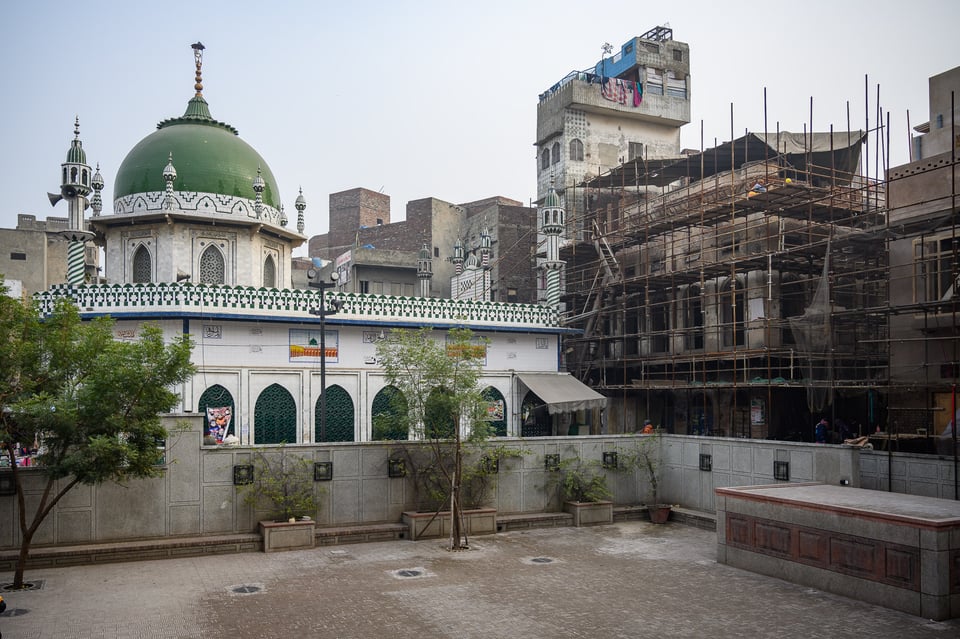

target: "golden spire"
[191,42,205,97]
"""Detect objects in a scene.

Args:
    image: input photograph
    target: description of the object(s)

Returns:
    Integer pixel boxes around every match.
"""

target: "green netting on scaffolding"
[789,239,834,413]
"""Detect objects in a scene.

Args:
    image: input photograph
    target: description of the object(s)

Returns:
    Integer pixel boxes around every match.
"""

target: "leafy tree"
[0,287,194,588]
[376,327,488,549]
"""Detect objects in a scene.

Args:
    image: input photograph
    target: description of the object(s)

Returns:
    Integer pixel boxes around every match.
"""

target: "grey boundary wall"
[859,449,960,499]
[0,415,861,550]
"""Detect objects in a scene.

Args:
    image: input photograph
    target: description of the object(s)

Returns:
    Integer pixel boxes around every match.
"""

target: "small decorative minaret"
[90,164,104,217]
[50,117,95,286]
[417,242,433,298]
[295,187,306,234]
[252,167,265,219]
[452,238,464,276]
[162,153,178,210]
[539,180,566,311]
[479,227,492,271]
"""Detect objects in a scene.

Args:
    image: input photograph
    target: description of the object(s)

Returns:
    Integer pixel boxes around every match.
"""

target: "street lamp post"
[308,270,341,442]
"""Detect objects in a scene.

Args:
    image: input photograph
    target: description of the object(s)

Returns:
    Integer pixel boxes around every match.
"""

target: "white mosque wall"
[108,317,559,444]
[102,222,295,288]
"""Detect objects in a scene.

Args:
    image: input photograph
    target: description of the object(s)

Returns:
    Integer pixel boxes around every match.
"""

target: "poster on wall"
[750,398,765,426]
[289,328,339,363]
[206,406,233,443]
[486,399,505,421]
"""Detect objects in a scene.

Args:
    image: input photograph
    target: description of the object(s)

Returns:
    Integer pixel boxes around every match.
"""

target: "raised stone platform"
[716,483,960,620]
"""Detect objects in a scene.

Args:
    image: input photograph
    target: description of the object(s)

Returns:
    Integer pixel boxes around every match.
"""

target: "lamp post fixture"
[308,269,342,442]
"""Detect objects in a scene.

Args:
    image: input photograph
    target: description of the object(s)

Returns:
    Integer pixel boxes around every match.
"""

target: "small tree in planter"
[546,452,614,526]
[376,327,488,550]
[618,432,671,523]
[242,446,319,522]
[557,457,612,504]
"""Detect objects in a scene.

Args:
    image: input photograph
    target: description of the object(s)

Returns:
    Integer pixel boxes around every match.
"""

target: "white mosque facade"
[35,44,604,446]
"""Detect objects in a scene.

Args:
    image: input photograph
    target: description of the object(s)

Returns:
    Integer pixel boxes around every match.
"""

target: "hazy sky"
[2,0,957,253]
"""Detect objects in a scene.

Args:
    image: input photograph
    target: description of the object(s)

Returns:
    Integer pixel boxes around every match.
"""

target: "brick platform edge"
[0,507,717,571]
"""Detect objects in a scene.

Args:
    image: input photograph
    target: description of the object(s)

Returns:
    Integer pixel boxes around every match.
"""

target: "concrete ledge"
[614,505,648,521]
[614,505,717,530]
[671,507,717,531]
[496,511,574,532]
[0,509,718,570]
[315,523,408,545]
[0,534,263,571]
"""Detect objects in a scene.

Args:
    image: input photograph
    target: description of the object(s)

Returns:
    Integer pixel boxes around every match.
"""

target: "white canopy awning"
[517,373,607,415]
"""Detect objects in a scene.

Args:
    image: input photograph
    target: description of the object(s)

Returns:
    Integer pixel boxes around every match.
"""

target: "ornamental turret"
[49,117,95,285]
[538,180,565,311]
[295,187,306,233]
[417,242,433,297]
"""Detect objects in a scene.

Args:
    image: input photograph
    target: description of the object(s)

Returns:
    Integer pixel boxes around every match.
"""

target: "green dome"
[66,139,87,165]
[113,97,279,208]
[542,186,561,208]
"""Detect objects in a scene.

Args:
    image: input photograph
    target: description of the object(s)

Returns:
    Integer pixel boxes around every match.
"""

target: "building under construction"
[554,67,959,445]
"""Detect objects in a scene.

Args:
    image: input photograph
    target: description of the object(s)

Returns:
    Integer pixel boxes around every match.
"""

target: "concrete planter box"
[564,500,613,527]
[259,519,315,553]
[402,508,497,541]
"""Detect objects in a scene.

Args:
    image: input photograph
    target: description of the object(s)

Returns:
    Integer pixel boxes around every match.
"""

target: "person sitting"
[751,179,767,193]
[641,419,654,434]
[815,418,828,443]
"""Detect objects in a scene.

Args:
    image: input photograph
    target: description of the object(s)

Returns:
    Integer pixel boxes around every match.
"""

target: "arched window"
[199,245,225,284]
[254,383,297,444]
[541,148,550,171]
[263,255,277,288]
[372,385,408,440]
[482,387,507,437]
[569,138,584,162]
[315,384,354,442]
[132,245,152,283]
[551,141,561,165]
[520,391,549,437]
[198,384,235,442]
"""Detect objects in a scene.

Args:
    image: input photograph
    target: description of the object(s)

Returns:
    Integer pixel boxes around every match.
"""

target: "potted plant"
[620,432,671,524]
[551,454,613,526]
[241,446,321,551]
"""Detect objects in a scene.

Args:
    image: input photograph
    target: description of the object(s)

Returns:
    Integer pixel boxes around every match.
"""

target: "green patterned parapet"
[36,283,560,329]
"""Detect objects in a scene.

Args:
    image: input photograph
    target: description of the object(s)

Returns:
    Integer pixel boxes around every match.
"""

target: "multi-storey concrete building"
[886,66,960,440]
[309,189,538,303]
[535,26,691,211]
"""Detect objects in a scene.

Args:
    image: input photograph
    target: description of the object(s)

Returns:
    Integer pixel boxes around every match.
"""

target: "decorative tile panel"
[36,283,560,329]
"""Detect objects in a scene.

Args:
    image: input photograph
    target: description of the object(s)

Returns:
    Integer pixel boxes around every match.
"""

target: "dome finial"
[191,42,205,97]
[74,115,80,139]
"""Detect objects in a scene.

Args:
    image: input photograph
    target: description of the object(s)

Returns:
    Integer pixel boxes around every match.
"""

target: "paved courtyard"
[1,521,958,638]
